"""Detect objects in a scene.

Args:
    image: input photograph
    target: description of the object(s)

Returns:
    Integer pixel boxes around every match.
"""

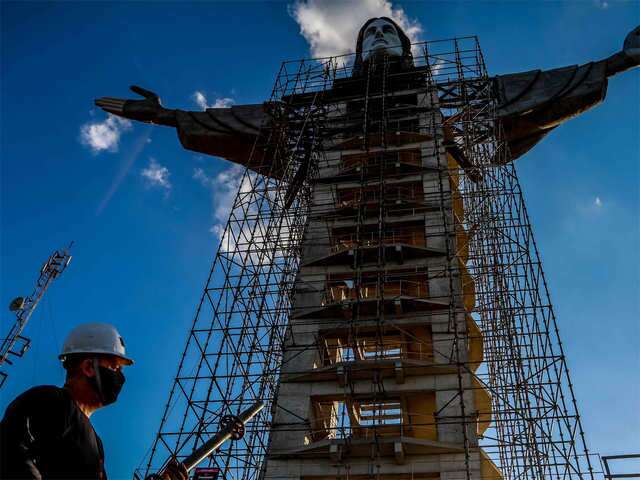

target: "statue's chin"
[362,46,403,62]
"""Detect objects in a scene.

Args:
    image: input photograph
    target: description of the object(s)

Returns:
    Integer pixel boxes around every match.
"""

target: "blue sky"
[1,1,638,477]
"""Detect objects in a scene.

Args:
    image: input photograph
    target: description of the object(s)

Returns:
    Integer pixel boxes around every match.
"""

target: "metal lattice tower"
[0,245,72,388]
[141,38,594,480]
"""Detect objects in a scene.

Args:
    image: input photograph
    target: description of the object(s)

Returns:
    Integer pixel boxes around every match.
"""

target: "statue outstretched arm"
[95,86,275,175]
[494,26,639,161]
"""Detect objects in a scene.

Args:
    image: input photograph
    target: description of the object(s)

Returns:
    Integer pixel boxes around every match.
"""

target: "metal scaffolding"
[141,37,594,479]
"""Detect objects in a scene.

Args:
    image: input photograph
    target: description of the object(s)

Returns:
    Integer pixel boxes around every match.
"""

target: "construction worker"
[0,323,187,480]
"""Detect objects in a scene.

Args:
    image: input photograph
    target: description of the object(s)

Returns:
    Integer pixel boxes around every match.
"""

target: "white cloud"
[141,158,172,192]
[192,91,209,110]
[430,58,447,77]
[593,0,609,9]
[80,114,132,153]
[191,91,235,110]
[576,195,606,216]
[289,0,422,58]
[192,167,211,186]
[193,165,245,239]
[194,165,297,268]
[212,97,235,108]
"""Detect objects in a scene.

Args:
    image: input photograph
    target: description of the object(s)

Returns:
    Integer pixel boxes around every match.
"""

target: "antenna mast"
[0,244,73,388]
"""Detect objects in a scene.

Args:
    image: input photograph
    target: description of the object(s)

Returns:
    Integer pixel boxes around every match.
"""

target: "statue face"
[361,18,404,62]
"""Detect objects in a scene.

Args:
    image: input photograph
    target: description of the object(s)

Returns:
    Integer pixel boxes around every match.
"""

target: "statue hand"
[605,25,640,77]
[95,85,166,123]
[623,25,640,63]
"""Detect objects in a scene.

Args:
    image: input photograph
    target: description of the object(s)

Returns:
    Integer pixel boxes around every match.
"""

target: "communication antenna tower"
[0,243,73,388]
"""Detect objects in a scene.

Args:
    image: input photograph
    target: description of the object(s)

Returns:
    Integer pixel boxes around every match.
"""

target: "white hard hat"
[59,322,133,365]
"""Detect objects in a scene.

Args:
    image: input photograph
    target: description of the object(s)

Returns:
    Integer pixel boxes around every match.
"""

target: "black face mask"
[89,359,125,406]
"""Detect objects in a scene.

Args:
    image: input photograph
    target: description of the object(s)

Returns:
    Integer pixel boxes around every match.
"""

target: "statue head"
[353,17,414,76]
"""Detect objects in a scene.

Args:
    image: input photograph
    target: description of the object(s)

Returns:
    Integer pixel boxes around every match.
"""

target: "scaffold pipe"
[183,401,265,472]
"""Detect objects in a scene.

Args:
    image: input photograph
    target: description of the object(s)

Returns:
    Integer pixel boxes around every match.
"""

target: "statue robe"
[494,60,608,160]
[171,60,609,173]
[173,103,272,173]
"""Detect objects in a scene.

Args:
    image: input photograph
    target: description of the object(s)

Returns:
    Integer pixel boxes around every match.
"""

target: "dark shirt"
[0,385,106,479]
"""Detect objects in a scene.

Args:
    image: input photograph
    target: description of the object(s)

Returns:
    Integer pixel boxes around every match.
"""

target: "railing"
[340,149,422,174]
[336,185,423,210]
[313,400,404,440]
[324,280,429,304]
[319,338,432,364]
[331,230,426,252]
[602,455,640,479]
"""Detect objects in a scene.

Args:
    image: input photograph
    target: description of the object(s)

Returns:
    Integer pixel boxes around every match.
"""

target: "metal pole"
[182,402,265,472]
